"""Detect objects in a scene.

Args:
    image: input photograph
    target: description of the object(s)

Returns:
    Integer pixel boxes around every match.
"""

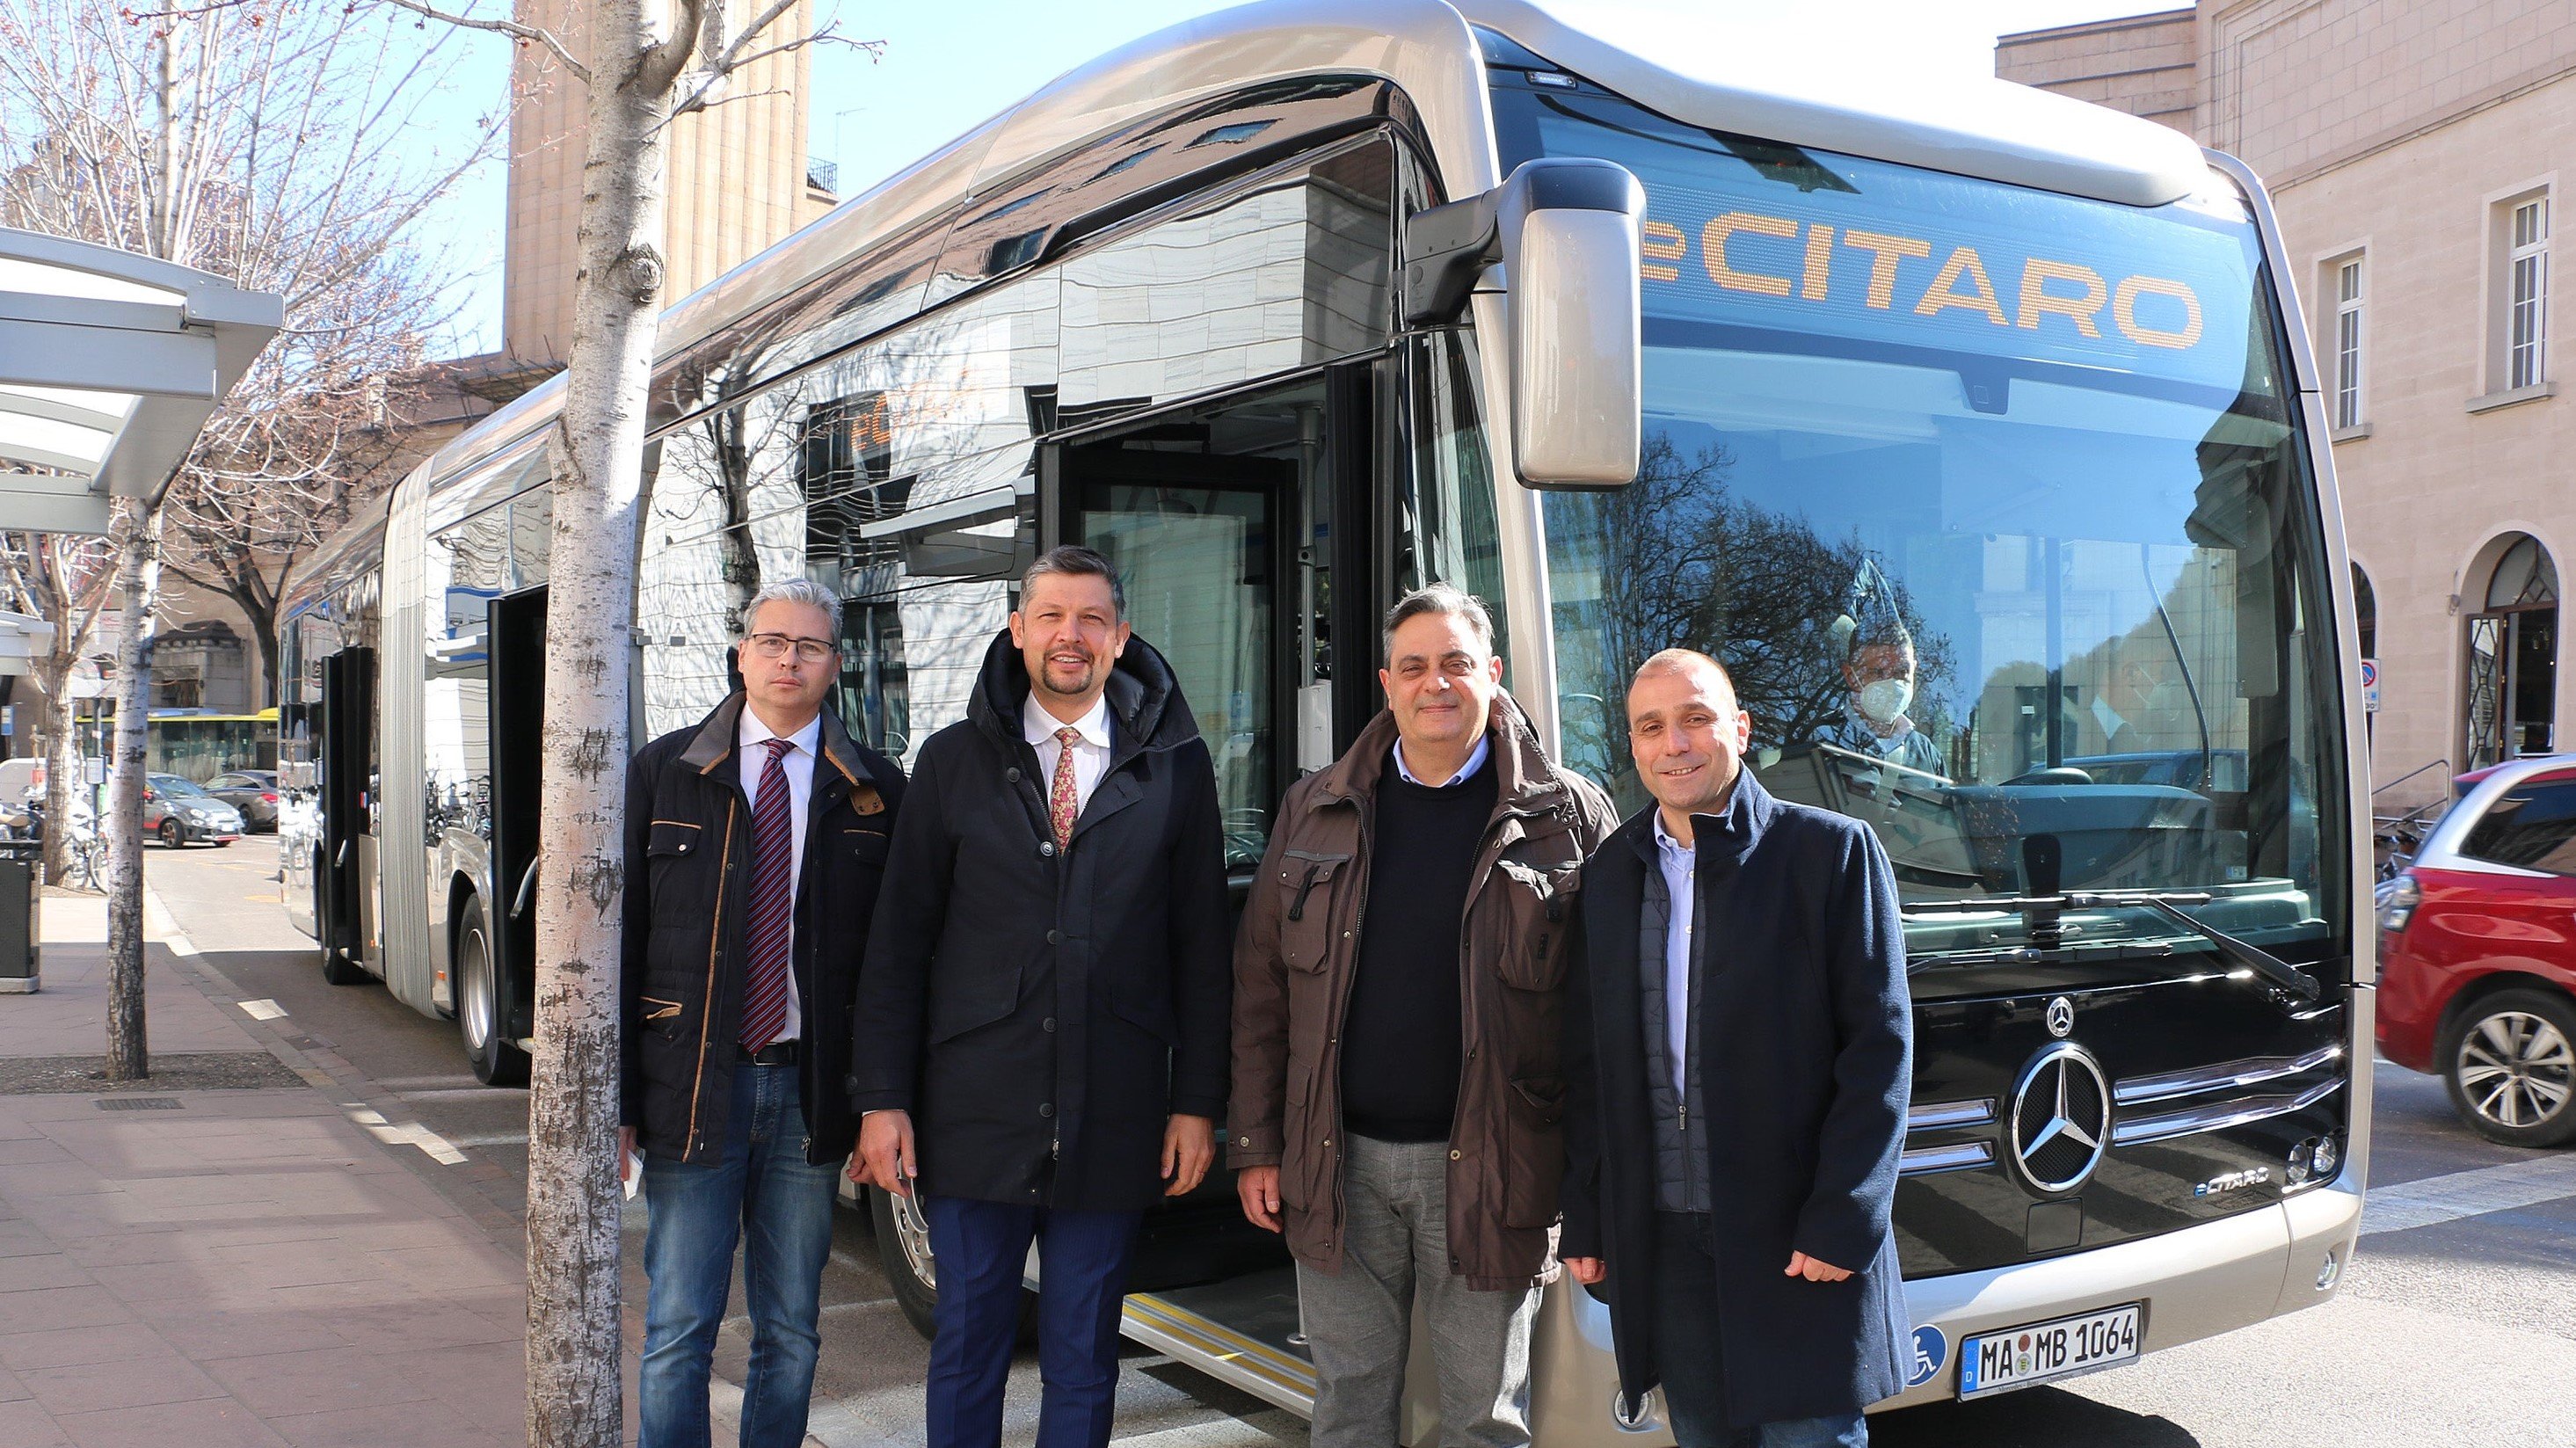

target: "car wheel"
[455,894,529,1087]
[2441,987,2576,1148]
[158,819,183,849]
[870,1182,942,1340]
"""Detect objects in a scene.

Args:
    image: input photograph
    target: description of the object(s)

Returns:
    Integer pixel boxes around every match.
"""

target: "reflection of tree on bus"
[1567,435,1954,793]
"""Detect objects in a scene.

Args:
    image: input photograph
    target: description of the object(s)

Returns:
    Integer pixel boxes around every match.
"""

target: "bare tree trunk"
[31,672,82,884]
[103,503,163,1082]
[523,11,675,1440]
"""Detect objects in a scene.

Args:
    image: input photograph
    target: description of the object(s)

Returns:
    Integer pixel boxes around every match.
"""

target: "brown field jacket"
[1228,694,1615,1288]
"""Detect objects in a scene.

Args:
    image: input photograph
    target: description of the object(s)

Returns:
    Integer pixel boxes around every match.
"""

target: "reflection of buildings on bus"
[629,137,1396,768]
[2000,0,2576,806]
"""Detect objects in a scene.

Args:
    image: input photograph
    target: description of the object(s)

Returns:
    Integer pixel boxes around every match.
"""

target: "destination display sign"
[1600,132,2264,395]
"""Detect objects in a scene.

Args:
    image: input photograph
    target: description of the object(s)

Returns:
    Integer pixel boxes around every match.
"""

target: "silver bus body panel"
[2203,144,2378,1197]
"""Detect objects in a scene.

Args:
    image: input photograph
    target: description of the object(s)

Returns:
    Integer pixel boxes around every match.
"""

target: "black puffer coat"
[848,631,1232,1212]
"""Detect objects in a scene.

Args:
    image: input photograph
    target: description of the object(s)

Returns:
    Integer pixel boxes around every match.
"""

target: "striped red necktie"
[739,736,796,1052]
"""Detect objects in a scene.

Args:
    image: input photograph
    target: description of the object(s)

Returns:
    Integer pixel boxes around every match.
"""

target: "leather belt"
[737,1040,800,1066]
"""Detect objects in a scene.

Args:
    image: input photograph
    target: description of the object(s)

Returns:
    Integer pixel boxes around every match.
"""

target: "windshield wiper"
[1908,890,2320,1002]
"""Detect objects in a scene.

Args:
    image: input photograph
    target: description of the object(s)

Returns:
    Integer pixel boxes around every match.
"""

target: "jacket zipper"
[683,795,738,1155]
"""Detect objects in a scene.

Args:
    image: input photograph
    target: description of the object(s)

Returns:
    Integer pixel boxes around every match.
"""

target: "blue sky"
[411,0,2181,359]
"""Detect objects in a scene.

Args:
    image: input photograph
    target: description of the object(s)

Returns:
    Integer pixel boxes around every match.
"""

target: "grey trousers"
[1297,1134,1540,1448]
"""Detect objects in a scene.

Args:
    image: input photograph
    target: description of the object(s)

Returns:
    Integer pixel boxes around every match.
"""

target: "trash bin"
[0,838,38,993]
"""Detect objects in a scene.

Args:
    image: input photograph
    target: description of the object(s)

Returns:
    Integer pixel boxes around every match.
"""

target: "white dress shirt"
[1652,811,1697,1103]
[739,707,821,1041]
[1391,732,1492,787]
[1025,691,1113,819]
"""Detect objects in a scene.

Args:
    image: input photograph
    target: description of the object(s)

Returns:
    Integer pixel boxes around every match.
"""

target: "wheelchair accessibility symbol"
[1906,1325,1947,1388]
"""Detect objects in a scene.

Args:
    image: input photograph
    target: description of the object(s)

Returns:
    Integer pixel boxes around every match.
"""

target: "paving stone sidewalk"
[0,891,599,1447]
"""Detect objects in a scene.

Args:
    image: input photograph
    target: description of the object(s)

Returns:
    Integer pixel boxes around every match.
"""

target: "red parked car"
[2378,754,2576,1147]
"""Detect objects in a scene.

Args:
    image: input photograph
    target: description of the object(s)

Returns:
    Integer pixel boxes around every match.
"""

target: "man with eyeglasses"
[620,578,906,1448]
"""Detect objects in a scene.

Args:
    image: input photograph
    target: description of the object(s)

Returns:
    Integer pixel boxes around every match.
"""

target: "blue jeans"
[638,1062,841,1448]
[1653,1212,1868,1448]
[922,1195,1142,1448]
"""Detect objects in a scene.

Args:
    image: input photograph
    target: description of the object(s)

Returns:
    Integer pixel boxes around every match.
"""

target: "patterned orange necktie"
[1048,725,1082,847]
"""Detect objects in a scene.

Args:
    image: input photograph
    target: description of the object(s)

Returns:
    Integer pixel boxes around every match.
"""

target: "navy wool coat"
[1561,771,1914,1430]
[848,630,1233,1212]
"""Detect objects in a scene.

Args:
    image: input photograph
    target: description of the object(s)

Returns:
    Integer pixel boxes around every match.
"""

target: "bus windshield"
[1505,85,2348,957]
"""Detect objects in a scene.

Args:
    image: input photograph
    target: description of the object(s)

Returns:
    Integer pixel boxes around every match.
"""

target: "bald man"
[1560,651,1912,1448]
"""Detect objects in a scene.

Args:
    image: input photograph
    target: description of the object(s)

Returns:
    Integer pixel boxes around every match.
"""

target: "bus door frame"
[1036,358,1388,775]
[486,586,547,1046]
[316,646,375,971]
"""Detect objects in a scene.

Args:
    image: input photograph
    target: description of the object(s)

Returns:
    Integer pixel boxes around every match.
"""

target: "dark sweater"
[1339,757,1500,1142]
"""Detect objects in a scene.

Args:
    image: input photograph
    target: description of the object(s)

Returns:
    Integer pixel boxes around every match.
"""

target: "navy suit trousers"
[923,1195,1143,1448]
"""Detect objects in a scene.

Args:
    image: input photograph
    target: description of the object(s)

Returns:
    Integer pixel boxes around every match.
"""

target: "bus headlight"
[2311,1133,2340,1178]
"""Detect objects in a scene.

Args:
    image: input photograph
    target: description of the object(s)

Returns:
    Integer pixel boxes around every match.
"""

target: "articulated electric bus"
[280,0,2370,1437]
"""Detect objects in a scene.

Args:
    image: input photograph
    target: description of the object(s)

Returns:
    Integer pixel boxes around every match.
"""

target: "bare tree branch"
[374,0,588,84]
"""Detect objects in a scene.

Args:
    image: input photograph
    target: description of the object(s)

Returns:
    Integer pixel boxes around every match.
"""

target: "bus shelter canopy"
[0,229,282,535]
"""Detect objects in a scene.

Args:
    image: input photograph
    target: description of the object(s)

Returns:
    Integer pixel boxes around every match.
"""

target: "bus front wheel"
[455,893,529,1088]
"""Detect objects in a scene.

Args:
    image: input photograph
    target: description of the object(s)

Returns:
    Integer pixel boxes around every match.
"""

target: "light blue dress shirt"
[1651,811,1696,1103]
[1390,732,1492,787]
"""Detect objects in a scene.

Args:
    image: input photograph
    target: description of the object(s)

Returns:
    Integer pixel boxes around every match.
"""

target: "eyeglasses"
[744,633,836,663]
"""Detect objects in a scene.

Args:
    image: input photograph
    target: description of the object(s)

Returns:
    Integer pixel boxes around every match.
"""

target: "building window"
[2333,256,2364,428]
[2509,196,2550,390]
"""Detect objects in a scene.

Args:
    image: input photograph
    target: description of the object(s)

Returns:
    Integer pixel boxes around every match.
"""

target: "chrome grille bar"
[2111,1075,2346,1146]
[1899,1140,1995,1175]
[1907,1097,1997,1131]
[2113,1044,2345,1106]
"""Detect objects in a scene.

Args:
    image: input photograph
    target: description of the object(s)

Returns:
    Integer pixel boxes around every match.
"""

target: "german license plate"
[1957,1303,2141,1399]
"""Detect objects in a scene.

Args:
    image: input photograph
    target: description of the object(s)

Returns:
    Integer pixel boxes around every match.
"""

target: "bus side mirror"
[1401,157,1645,489]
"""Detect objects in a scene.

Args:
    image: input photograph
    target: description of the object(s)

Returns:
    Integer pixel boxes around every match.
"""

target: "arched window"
[2465,534,2559,768]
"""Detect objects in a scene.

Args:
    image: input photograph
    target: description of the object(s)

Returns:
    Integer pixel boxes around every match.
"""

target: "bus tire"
[455,893,529,1088]
[867,1183,1039,1343]
[320,947,369,986]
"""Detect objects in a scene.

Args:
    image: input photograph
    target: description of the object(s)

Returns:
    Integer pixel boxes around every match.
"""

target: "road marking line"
[2361,1153,2576,1236]
[342,1105,469,1164]
[236,999,286,1021]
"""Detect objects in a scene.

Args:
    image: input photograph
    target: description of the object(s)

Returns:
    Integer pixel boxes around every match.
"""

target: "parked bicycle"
[22,801,106,892]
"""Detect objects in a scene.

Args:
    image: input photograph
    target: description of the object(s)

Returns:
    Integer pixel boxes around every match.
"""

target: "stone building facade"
[2002,2,2576,815]
[503,0,840,366]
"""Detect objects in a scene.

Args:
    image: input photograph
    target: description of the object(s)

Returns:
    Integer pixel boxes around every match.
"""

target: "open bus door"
[316,646,375,985]
[484,586,548,1066]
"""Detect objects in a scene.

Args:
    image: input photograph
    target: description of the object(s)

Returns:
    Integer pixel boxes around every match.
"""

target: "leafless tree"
[0,0,499,1078]
[375,0,872,1438]
[0,0,497,709]
[0,534,115,884]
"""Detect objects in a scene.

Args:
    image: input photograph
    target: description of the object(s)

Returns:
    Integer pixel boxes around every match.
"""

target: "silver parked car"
[144,774,244,848]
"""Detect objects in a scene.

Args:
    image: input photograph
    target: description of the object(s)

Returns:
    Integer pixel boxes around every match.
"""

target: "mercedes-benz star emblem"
[2045,996,2076,1038]
[2008,1041,2111,1196]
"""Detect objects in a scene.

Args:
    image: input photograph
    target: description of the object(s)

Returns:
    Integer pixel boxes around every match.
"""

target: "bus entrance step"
[1123,1265,1315,1417]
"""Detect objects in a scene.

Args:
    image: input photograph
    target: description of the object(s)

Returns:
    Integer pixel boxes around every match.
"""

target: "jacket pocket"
[1274,850,1350,973]
[928,949,1024,1044]
[646,819,702,858]
[842,826,891,867]
[1491,860,1580,992]
[637,993,686,1042]
[1503,1073,1569,1229]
